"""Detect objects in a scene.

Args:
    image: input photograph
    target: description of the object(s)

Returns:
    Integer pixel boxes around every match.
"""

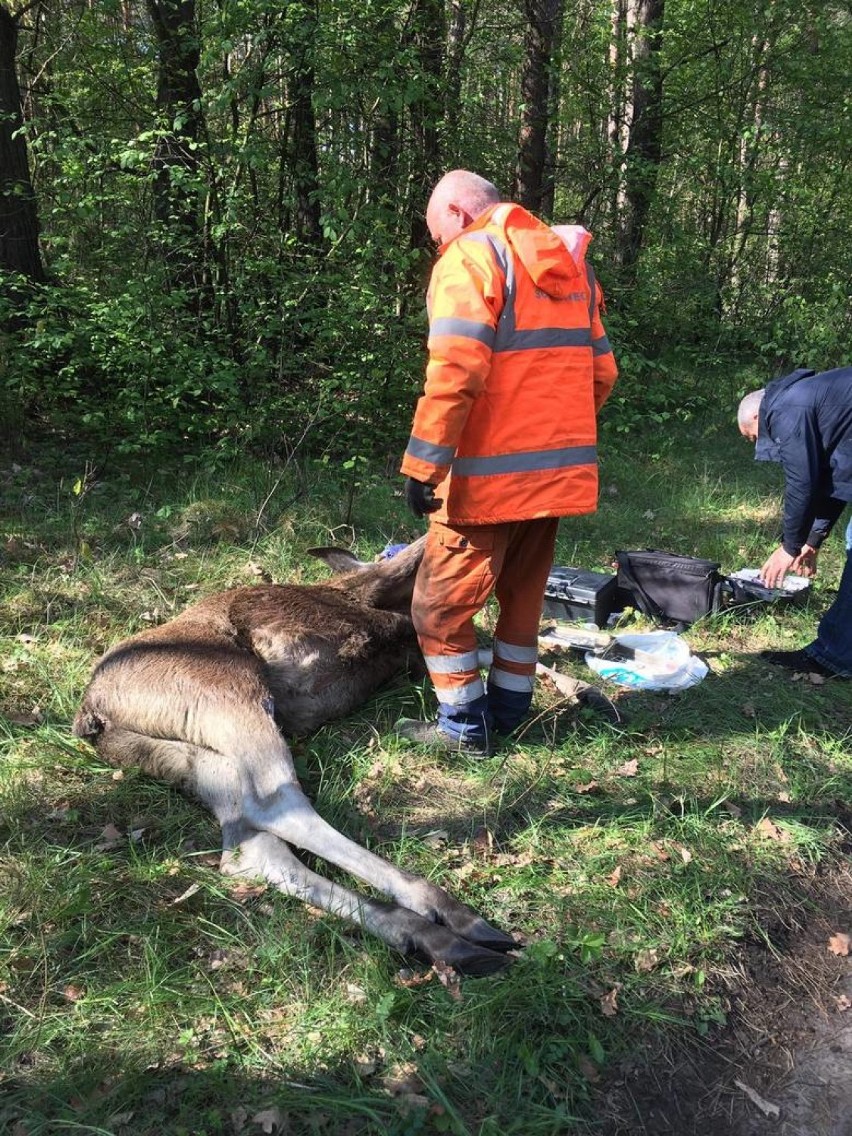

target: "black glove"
[404,477,442,519]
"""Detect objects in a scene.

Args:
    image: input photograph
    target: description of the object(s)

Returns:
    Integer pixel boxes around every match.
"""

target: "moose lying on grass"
[73,537,516,975]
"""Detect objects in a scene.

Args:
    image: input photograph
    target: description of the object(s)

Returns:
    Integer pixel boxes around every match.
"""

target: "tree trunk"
[515,0,564,216]
[444,0,481,164]
[620,0,665,278]
[0,3,45,283]
[146,0,204,290]
[409,0,444,251]
[287,0,322,248]
[607,0,631,235]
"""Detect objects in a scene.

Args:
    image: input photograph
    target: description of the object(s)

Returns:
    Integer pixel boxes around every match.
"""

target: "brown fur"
[73,537,515,974]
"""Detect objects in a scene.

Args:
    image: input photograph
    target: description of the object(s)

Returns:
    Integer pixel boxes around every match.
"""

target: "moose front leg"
[220,827,511,975]
[243,787,517,957]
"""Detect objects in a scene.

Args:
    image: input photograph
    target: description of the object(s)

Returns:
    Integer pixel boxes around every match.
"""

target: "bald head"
[738,388,765,441]
[426,170,501,247]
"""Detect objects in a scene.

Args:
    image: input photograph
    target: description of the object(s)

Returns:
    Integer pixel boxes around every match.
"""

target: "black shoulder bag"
[615,549,725,627]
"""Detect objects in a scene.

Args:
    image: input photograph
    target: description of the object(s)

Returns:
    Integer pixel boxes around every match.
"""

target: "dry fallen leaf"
[827,932,850,957]
[251,1106,283,1134]
[107,1112,134,1127]
[229,882,267,902]
[382,1061,425,1097]
[471,827,493,854]
[607,865,623,888]
[615,759,639,778]
[836,994,851,1012]
[600,987,619,1017]
[395,967,435,989]
[634,948,660,973]
[94,823,124,850]
[420,829,449,850]
[755,817,790,843]
[432,960,463,1001]
[345,983,367,1005]
[62,984,85,1002]
[354,1052,377,1076]
[577,1054,601,1082]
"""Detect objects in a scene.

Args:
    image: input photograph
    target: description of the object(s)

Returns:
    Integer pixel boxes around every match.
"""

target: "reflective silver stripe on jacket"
[592,335,611,356]
[489,667,535,692]
[405,436,455,465]
[424,650,482,675]
[429,317,496,348]
[493,639,538,664]
[452,445,597,478]
[434,677,486,704]
[497,326,592,351]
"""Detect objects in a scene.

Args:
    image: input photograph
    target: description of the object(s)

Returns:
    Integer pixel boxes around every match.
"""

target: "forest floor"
[600,858,852,1136]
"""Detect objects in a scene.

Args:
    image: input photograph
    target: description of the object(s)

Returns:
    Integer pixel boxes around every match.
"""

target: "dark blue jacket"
[756,366,852,555]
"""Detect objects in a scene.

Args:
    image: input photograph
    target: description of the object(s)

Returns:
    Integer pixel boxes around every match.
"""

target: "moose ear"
[306,547,371,574]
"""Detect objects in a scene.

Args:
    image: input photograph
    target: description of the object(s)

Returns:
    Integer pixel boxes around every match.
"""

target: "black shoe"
[759,648,844,679]
[395,718,494,757]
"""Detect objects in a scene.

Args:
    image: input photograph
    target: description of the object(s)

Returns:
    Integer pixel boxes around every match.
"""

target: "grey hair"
[737,388,765,429]
[430,170,501,219]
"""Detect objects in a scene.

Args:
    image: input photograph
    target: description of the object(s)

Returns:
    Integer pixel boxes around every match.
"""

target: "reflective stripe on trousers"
[411,517,559,714]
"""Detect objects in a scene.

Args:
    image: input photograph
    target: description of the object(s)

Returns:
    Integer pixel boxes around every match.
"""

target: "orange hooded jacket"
[400,203,618,526]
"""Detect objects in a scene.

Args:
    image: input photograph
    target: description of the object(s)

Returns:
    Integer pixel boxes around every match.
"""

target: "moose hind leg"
[220,827,511,975]
[245,786,516,956]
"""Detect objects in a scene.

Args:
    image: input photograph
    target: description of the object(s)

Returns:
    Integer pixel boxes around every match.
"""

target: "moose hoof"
[410,921,519,976]
[451,944,516,977]
[464,918,519,955]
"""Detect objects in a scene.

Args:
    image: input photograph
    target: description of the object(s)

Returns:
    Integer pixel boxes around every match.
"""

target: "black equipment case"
[542,568,619,627]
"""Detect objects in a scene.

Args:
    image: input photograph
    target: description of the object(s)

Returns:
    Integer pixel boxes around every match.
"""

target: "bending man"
[398,170,618,753]
[738,365,851,679]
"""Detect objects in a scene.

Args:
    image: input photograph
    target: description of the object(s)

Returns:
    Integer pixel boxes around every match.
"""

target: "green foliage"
[3,0,851,461]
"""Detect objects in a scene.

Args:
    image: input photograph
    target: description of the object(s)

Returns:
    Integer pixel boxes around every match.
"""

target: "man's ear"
[449,202,472,226]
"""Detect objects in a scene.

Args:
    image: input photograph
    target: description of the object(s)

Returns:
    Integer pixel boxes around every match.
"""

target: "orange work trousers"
[411,517,558,731]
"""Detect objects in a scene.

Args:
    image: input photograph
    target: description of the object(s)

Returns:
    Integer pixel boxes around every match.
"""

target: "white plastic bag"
[585,631,708,692]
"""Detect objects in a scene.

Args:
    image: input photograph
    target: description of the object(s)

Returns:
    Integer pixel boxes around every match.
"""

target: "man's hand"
[759,546,796,589]
[790,543,819,578]
[404,477,442,519]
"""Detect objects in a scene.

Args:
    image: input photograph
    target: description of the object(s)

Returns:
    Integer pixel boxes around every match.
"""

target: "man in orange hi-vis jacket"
[396,170,618,755]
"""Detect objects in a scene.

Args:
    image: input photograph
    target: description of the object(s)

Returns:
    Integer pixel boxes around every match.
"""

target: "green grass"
[1,417,851,1135]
